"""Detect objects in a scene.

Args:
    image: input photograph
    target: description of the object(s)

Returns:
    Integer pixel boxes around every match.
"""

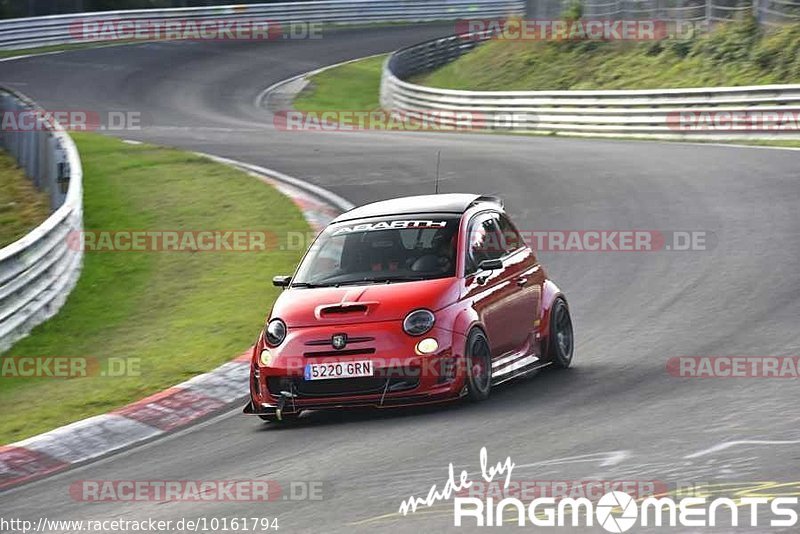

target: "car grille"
[302,348,376,358]
[267,376,419,398]
[303,337,375,358]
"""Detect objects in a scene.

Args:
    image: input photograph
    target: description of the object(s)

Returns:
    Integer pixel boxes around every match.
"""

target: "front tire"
[548,298,574,368]
[465,329,492,401]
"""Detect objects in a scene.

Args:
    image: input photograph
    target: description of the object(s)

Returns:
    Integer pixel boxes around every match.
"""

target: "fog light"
[259,348,273,366]
[415,338,439,355]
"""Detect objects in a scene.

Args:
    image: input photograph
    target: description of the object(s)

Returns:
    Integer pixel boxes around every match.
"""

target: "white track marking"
[198,152,354,211]
[513,450,631,470]
[685,439,800,459]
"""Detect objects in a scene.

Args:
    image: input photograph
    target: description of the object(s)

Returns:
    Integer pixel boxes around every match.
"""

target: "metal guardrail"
[0,0,526,49]
[0,89,83,353]
[381,33,800,140]
[530,1,800,26]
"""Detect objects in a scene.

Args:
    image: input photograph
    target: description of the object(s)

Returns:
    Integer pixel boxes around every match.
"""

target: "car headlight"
[265,319,287,346]
[403,309,435,336]
[415,338,439,355]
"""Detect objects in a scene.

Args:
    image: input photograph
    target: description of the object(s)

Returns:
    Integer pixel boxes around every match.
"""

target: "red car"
[244,194,573,422]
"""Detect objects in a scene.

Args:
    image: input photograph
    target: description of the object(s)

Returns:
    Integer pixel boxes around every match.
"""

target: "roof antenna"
[435,150,441,194]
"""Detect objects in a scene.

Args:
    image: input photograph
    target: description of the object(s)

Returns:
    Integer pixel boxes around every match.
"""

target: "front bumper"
[245,326,467,415]
[243,386,465,417]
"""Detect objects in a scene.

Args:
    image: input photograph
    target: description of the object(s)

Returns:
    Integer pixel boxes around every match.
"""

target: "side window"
[465,213,504,275]
[311,234,345,276]
[498,213,523,254]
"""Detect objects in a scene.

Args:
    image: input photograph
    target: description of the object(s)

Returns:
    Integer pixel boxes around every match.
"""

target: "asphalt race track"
[2,24,800,533]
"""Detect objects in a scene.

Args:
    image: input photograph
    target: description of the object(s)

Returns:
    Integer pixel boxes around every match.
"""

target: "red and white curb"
[0,157,352,491]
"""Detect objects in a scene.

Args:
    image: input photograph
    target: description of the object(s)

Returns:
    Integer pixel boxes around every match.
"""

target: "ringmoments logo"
[595,491,638,532]
[398,448,800,530]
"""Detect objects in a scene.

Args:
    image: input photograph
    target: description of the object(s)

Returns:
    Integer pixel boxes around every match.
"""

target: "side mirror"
[475,259,503,285]
[478,259,503,271]
[272,275,291,287]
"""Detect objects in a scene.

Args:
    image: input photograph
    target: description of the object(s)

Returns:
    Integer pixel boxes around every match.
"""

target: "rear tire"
[548,298,574,369]
[465,329,492,401]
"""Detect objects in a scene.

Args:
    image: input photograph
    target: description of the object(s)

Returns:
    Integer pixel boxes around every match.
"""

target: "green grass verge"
[722,139,800,148]
[294,54,385,112]
[0,150,50,248]
[417,18,800,90]
[0,133,309,444]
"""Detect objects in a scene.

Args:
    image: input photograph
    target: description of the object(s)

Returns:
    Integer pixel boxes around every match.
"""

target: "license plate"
[304,360,373,381]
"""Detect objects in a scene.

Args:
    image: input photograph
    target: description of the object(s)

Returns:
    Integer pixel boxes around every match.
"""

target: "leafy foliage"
[418,19,800,90]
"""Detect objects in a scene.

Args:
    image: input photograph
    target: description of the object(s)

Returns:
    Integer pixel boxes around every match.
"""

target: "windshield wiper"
[292,280,370,288]
[327,279,378,287]
[293,276,427,288]
[361,276,427,284]
[290,282,334,288]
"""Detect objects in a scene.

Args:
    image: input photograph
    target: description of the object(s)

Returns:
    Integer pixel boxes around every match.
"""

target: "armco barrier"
[0,0,525,49]
[0,89,83,353]
[549,0,800,27]
[381,33,800,140]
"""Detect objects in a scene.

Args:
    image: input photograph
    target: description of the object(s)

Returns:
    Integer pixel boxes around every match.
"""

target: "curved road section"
[2,24,799,533]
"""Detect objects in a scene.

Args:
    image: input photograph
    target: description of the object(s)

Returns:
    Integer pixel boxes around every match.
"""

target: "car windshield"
[292,216,461,287]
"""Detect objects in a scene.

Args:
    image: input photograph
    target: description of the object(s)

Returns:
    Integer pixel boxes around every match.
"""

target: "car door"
[462,211,525,358]
[496,212,544,354]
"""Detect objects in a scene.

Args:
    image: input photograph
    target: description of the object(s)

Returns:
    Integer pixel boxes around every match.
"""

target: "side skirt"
[492,360,552,386]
